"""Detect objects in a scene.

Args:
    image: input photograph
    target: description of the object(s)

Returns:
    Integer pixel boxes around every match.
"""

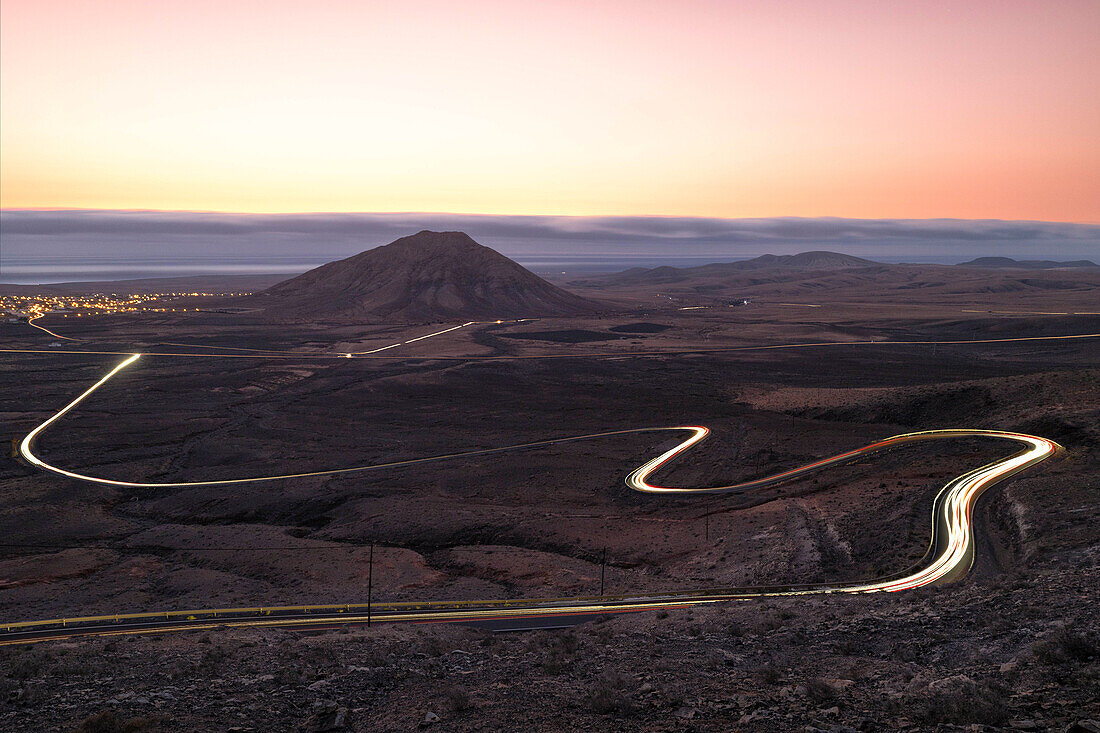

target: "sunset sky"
[2,0,1098,221]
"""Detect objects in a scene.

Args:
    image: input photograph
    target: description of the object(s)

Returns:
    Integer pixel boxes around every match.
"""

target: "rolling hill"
[604,251,877,285]
[957,257,1098,270]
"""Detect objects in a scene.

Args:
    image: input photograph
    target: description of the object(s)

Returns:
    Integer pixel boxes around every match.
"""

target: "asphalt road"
[0,318,1084,644]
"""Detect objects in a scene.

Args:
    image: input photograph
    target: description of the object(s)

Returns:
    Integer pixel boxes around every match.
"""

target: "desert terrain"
[1,237,1098,731]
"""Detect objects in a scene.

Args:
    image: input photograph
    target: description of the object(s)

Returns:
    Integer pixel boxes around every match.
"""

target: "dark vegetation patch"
[585,669,637,716]
[802,677,838,705]
[1033,624,1099,666]
[904,678,1009,727]
[794,385,997,428]
[608,322,671,334]
[1015,415,1095,448]
[498,329,618,343]
[73,710,161,733]
[1017,278,1093,290]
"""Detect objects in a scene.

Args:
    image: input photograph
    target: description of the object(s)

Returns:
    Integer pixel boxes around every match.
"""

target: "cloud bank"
[2,210,1098,281]
[3,209,1096,243]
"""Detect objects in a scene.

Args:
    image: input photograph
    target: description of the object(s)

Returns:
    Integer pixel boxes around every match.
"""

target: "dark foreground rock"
[3,554,1096,732]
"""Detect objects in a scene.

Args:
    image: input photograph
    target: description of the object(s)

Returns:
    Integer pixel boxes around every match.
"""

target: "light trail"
[3,331,1097,362]
[399,321,474,344]
[26,316,81,341]
[961,309,1100,316]
[357,342,402,354]
[18,355,143,488]
[1,352,1062,644]
[351,321,475,354]
[17,315,482,358]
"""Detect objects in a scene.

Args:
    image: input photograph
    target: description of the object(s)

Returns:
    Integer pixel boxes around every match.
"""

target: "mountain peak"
[391,230,485,250]
[251,231,601,322]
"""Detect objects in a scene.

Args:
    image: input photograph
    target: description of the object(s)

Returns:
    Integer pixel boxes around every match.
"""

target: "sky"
[2,0,1098,222]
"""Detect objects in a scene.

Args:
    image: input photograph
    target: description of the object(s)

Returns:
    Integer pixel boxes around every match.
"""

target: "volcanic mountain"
[250,231,603,321]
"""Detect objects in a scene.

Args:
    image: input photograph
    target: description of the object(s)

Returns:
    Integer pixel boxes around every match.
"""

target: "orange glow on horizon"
[1,1,1098,221]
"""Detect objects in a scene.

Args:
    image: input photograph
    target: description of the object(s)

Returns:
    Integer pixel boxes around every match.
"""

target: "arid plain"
[1,236,1098,731]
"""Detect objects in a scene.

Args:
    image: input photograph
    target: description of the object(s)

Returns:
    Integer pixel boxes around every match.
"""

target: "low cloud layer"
[2,210,1098,276]
[3,209,1097,242]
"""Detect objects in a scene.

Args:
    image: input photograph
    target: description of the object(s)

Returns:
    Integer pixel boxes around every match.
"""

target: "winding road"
[0,318,1088,644]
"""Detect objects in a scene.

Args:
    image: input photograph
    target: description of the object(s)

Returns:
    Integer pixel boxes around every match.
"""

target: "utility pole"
[705,513,710,543]
[600,548,607,596]
[367,543,374,628]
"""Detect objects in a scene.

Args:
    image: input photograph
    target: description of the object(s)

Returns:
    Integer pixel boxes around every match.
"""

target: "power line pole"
[705,513,710,543]
[367,543,374,628]
[600,547,607,596]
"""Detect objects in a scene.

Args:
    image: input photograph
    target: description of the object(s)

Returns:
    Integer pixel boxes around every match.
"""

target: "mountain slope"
[250,231,603,321]
[604,251,877,285]
[957,256,1099,269]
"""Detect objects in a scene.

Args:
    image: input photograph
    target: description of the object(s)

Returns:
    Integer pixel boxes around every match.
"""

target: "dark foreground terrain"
[1,268,1098,731]
[5,560,1097,732]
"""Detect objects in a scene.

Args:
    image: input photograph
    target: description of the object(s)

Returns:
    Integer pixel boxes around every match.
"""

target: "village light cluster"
[1,292,251,322]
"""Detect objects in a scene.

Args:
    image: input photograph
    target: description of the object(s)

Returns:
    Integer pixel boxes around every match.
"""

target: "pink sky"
[2,0,1097,220]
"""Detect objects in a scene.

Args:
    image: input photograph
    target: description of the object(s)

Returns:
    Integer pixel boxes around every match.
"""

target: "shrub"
[803,678,838,705]
[198,644,226,670]
[910,680,1008,726]
[72,710,160,733]
[423,636,449,657]
[540,631,580,674]
[755,662,782,684]
[7,654,42,682]
[73,711,121,733]
[586,670,636,716]
[444,684,472,713]
[1033,625,1099,665]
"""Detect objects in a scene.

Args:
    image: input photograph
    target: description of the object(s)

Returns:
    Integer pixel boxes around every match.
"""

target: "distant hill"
[249,231,603,321]
[604,251,876,285]
[957,256,1099,270]
[735,251,877,270]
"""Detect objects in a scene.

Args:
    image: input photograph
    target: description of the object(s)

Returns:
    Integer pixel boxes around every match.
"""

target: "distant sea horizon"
[0,252,969,286]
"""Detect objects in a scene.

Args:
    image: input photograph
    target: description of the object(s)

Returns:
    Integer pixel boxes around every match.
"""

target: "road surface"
[2,353,1061,644]
[0,318,1087,644]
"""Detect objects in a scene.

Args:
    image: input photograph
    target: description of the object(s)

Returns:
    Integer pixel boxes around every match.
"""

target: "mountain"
[249,231,603,321]
[603,251,877,285]
[957,256,1099,270]
[732,251,877,270]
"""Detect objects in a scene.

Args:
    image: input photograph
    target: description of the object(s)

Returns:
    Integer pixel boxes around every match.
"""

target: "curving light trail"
[26,316,80,341]
[5,311,1098,363]
[2,351,1061,643]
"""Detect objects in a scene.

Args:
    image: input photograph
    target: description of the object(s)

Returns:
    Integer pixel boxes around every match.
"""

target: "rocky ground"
[1,554,1097,732]
[1,282,1097,731]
